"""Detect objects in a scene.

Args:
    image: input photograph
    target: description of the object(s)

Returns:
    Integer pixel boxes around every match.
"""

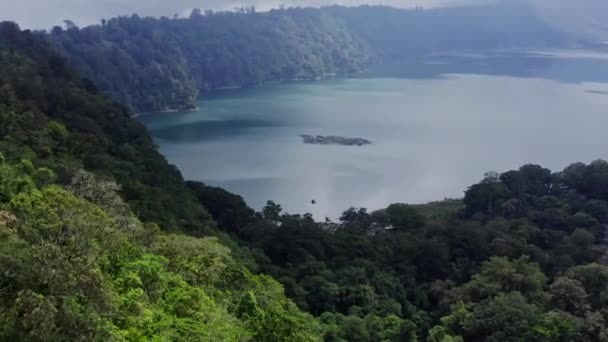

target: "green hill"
[46,4,578,113]
[48,8,370,113]
[0,22,320,341]
[1,16,608,341]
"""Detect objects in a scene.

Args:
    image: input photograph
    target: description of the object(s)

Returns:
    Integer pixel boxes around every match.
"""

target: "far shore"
[131,71,367,118]
[131,107,199,119]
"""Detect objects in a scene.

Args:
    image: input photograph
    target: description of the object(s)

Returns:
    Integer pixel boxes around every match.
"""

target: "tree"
[464,172,511,219]
[190,8,203,18]
[63,19,78,30]
[385,203,426,230]
[263,200,283,223]
[187,181,255,233]
[528,311,577,341]
[448,292,542,342]
[452,256,548,303]
[153,234,232,287]
[565,264,608,310]
[549,276,588,315]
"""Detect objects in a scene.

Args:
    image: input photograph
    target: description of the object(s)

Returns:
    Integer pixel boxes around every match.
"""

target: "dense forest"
[191,161,608,341]
[47,8,370,113]
[2,12,608,342]
[44,3,580,113]
[325,3,575,60]
[0,22,321,341]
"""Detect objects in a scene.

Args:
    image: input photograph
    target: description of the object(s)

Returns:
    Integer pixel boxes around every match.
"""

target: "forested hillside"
[47,8,370,112]
[191,162,608,341]
[44,3,579,113]
[2,15,608,342]
[0,22,321,341]
[326,3,575,60]
[0,21,215,232]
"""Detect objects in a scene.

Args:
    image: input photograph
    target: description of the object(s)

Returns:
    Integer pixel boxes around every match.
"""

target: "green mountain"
[1,11,608,342]
[47,8,370,113]
[0,22,320,341]
[46,4,578,114]
[325,3,574,60]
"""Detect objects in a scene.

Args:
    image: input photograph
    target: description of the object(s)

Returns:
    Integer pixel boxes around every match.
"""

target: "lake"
[139,50,608,219]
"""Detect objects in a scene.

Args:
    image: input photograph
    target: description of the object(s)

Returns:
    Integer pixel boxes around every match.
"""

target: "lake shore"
[131,107,200,119]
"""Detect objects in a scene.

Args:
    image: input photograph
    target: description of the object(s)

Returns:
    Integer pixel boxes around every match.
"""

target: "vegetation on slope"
[2,16,608,342]
[325,3,574,61]
[0,22,320,341]
[0,21,214,231]
[0,158,322,341]
[47,8,370,112]
[44,3,581,113]
[190,162,608,341]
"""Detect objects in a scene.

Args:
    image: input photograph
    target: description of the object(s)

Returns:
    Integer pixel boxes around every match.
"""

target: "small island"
[585,89,608,96]
[300,135,372,146]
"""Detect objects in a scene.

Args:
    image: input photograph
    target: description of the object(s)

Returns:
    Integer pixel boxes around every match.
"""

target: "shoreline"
[131,107,200,119]
[130,71,368,119]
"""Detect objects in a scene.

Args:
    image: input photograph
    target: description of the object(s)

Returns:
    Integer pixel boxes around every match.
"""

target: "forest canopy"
[1,12,607,342]
[45,3,578,113]
[47,8,370,112]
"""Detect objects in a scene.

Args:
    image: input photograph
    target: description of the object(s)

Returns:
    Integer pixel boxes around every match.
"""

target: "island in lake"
[585,89,608,96]
[300,135,372,146]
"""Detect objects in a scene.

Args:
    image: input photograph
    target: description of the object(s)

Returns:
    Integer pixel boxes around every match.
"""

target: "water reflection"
[140,51,608,218]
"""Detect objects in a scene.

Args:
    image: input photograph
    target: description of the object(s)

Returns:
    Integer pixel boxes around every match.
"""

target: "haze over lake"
[140,51,608,218]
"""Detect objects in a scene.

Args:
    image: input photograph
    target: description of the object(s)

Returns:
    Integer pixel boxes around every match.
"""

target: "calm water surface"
[140,51,608,218]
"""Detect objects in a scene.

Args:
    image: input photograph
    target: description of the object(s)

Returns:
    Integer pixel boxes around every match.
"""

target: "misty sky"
[0,0,607,41]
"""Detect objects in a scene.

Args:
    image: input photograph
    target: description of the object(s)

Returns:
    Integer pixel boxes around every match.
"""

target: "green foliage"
[564,263,608,310]
[457,292,542,341]
[1,15,608,342]
[451,256,548,303]
[0,26,323,341]
[229,272,322,342]
[382,203,426,230]
[0,21,214,231]
[44,4,576,114]
[207,159,608,341]
[0,158,35,202]
[427,325,463,342]
[10,186,118,262]
[187,181,255,233]
[0,173,119,340]
[464,172,511,219]
[48,9,370,113]
[529,311,578,341]
[109,250,248,341]
[0,158,323,341]
[152,234,233,287]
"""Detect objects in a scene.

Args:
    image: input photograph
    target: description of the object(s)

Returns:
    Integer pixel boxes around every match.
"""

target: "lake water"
[140,50,608,219]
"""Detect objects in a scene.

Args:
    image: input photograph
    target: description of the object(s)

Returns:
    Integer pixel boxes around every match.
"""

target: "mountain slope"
[45,4,584,113]
[0,21,322,341]
[48,8,370,113]
[0,21,213,231]
[326,3,577,60]
[2,13,608,341]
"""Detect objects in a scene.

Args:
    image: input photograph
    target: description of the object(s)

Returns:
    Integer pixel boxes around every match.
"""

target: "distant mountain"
[47,8,370,113]
[44,3,586,113]
[530,0,608,42]
[327,3,581,60]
